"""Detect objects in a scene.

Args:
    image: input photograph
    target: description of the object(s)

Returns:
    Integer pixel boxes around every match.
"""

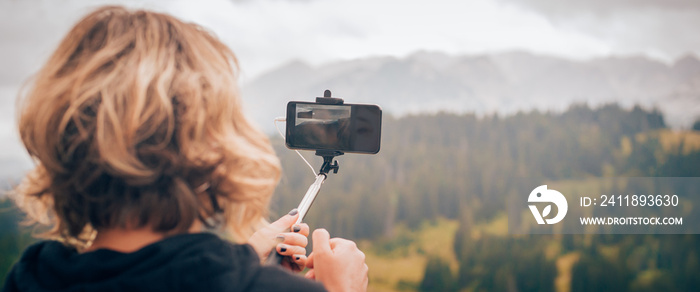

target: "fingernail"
[293,225,301,233]
[276,235,285,242]
[288,209,298,216]
[279,245,287,252]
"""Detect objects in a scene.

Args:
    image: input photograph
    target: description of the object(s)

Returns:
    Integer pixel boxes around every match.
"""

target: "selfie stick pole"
[265,90,344,266]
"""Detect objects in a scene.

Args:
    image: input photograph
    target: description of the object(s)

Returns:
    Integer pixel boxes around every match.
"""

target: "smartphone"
[286,101,382,154]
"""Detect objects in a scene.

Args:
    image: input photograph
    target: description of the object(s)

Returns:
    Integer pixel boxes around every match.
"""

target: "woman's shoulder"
[4,233,325,292]
[172,233,327,292]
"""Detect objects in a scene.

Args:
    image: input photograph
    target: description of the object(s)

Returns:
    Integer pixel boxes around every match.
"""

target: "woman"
[3,6,368,292]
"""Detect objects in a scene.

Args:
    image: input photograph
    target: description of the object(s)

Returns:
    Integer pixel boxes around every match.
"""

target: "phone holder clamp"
[315,89,344,105]
[315,150,343,174]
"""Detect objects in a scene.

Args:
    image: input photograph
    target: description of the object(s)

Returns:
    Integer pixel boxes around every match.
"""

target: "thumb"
[312,228,332,255]
[269,209,299,231]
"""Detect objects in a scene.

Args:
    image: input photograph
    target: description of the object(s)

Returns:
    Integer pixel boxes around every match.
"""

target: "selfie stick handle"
[265,154,343,266]
[265,173,327,266]
[292,153,340,222]
[266,152,343,262]
[265,158,339,264]
[296,174,327,223]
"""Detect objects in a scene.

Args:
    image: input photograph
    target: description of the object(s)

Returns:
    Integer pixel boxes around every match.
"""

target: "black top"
[2,233,327,292]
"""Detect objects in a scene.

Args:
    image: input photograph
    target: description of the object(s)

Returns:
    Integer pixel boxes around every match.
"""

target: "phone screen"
[286,102,382,154]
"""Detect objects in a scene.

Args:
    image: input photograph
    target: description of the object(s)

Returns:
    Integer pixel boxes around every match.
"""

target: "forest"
[2,103,700,291]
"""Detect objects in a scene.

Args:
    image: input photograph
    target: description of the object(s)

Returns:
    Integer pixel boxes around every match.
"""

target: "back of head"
[14,6,280,247]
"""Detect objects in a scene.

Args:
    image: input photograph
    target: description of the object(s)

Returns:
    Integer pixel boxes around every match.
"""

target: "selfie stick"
[265,90,344,266]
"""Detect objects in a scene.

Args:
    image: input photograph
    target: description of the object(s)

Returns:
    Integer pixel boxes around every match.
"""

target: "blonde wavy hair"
[13,6,280,247]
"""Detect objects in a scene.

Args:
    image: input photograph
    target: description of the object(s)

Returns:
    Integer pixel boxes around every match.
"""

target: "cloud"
[2,0,698,85]
[2,0,660,85]
[498,0,700,16]
[498,0,700,60]
[165,0,616,79]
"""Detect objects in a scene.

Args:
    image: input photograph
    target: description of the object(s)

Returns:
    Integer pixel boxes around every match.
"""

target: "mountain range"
[241,51,700,131]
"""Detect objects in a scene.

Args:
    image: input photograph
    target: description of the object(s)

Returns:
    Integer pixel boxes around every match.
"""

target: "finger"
[312,229,332,255]
[278,232,308,248]
[305,269,316,280]
[269,209,300,232]
[293,254,308,268]
[329,237,356,250]
[277,243,306,257]
[305,253,315,269]
[291,223,310,236]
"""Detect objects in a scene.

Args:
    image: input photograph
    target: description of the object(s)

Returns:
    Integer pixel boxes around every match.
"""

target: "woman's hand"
[305,229,369,292]
[248,209,310,272]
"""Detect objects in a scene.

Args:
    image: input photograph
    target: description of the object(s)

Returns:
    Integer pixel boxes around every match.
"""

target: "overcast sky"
[1,0,699,171]
[1,0,699,83]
